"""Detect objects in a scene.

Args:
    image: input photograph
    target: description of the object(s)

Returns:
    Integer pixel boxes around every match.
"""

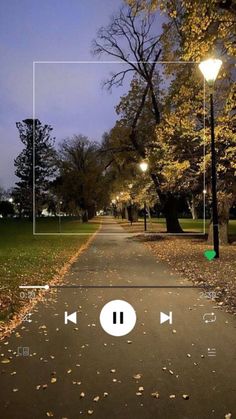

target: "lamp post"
[199,58,222,258]
[139,161,148,232]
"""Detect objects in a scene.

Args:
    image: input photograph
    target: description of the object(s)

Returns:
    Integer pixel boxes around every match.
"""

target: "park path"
[0,217,235,419]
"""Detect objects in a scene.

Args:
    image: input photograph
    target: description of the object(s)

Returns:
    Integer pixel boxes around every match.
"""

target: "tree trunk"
[87,205,95,220]
[82,209,88,222]
[208,196,230,245]
[150,174,183,233]
[162,194,183,233]
[208,219,229,245]
[187,195,198,220]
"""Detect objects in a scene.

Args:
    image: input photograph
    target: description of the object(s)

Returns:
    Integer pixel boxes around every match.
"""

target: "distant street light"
[8,198,13,203]
[139,161,148,173]
[199,58,222,258]
[139,160,148,232]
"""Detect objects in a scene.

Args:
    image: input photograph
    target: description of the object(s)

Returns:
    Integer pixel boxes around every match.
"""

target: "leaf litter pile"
[146,236,236,314]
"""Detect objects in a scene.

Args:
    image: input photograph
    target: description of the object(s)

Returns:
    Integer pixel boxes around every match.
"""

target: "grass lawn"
[0,217,100,320]
[147,218,236,235]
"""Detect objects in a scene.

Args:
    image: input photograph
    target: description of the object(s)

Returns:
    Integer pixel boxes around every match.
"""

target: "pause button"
[113,311,124,324]
[100,300,136,336]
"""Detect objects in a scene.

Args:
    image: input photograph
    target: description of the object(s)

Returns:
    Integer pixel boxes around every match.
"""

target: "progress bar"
[19,285,212,289]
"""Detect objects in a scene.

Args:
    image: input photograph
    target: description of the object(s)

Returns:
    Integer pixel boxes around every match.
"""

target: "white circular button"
[99,300,136,337]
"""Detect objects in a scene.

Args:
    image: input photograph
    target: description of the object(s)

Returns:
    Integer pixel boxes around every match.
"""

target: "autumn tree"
[159,0,236,242]
[93,4,189,232]
[106,71,205,229]
[127,0,236,241]
[56,135,111,221]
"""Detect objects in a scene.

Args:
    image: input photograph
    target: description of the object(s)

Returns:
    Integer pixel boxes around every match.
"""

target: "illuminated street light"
[139,161,148,173]
[199,58,222,258]
[8,198,13,203]
[199,58,222,87]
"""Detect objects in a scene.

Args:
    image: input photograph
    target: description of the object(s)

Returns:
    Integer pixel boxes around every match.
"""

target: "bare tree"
[92,2,162,123]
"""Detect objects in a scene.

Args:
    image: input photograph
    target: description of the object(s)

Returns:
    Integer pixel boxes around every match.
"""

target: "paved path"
[0,217,235,419]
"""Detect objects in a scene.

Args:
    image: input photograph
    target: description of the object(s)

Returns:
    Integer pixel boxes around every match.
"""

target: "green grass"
[35,216,99,233]
[0,217,99,319]
[150,217,236,234]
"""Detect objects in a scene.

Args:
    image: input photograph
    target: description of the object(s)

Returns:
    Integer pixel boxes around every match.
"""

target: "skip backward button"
[64,311,77,325]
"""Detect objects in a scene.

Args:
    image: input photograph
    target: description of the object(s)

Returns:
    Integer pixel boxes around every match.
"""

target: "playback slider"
[19,285,50,290]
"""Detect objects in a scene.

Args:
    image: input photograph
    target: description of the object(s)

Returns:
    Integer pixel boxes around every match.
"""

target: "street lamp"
[139,160,148,232]
[199,58,222,258]
[139,161,148,173]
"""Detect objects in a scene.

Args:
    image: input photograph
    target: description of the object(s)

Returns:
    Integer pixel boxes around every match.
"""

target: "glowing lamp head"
[139,161,148,173]
[199,58,222,87]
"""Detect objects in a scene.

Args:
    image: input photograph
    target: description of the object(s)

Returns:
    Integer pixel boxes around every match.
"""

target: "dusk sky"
[0,0,139,189]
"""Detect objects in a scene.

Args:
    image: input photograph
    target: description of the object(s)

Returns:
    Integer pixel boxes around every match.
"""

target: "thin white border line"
[34,232,206,236]
[33,60,197,64]
[203,79,206,235]
[33,60,205,236]
[33,62,36,235]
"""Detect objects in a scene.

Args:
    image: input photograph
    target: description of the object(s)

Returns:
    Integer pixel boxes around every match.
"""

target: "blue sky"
[0,0,135,188]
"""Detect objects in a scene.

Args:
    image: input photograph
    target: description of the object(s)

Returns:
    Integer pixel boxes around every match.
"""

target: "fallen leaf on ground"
[1,358,10,364]
[151,392,159,398]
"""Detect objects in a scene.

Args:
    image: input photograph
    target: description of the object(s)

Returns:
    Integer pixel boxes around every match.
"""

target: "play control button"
[100,300,136,336]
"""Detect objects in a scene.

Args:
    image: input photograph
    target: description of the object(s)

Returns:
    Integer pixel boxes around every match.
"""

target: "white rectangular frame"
[33,61,206,236]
